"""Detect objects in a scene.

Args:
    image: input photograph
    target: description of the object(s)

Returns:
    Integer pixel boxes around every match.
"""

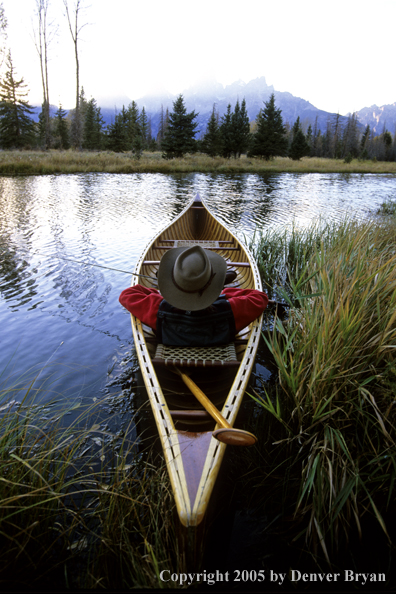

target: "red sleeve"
[119,285,163,331]
[222,288,268,332]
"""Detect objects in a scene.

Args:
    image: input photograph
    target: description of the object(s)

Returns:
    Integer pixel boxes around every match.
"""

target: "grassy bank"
[1,150,396,175]
[0,377,182,590]
[243,208,396,577]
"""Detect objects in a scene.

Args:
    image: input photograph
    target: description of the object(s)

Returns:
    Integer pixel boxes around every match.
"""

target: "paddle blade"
[212,428,257,446]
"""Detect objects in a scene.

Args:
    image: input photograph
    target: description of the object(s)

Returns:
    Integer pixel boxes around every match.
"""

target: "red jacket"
[119,285,268,333]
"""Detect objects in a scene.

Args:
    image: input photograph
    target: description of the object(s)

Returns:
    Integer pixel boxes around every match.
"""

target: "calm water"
[1,172,395,430]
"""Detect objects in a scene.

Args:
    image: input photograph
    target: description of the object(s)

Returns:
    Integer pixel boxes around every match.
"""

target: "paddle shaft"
[174,367,232,429]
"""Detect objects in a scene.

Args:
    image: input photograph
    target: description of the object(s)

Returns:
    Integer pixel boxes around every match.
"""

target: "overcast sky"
[2,0,395,115]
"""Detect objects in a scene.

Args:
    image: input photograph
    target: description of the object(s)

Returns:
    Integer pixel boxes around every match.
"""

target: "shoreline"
[1,150,396,175]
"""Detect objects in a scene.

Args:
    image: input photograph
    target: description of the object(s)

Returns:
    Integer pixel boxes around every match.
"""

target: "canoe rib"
[130,194,263,527]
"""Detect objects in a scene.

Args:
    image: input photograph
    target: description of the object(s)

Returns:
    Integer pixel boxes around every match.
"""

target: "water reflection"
[0,172,395,418]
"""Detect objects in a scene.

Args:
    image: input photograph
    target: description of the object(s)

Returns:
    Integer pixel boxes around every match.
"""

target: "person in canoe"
[119,245,268,347]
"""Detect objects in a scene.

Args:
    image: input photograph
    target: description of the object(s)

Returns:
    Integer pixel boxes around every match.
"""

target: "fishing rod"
[33,253,154,280]
[31,251,289,311]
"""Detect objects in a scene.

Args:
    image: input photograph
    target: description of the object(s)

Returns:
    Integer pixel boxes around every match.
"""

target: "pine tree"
[289,116,310,160]
[230,98,251,158]
[306,124,313,155]
[37,102,48,148]
[53,103,70,149]
[156,104,168,148]
[312,116,322,157]
[342,112,359,159]
[201,104,222,157]
[0,52,35,148]
[248,94,288,160]
[360,124,370,159]
[83,97,104,149]
[70,87,88,149]
[162,95,198,159]
[219,104,233,158]
[125,101,140,147]
[106,109,128,152]
[140,106,149,149]
[329,113,343,158]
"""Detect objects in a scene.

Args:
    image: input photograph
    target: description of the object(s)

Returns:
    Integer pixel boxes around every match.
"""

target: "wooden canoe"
[130,193,263,528]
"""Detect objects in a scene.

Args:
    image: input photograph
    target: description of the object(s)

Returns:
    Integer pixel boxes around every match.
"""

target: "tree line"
[1,47,395,163]
[161,94,396,162]
[0,1,394,161]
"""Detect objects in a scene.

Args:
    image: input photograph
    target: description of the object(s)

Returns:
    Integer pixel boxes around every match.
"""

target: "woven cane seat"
[152,343,239,368]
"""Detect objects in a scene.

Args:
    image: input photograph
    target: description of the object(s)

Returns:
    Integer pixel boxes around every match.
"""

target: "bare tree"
[0,1,8,71]
[33,0,56,148]
[63,0,88,149]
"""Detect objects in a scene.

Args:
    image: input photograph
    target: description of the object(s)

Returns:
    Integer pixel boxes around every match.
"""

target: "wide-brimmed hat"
[157,245,227,311]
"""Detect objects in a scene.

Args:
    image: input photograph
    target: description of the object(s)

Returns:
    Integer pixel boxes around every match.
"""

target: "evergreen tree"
[360,124,370,159]
[329,113,343,158]
[201,104,222,157]
[230,98,251,158]
[312,116,322,157]
[289,116,310,160]
[70,87,88,149]
[0,52,35,148]
[83,97,104,149]
[162,94,198,159]
[125,101,140,147]
[146,116,156,150]
[342,112,359,159]
[219,104,233,158]
[37,102,48,148]
[106,110,128,152]
[306,124,313,155]
[140,106,149,149]
[248,94,288,160]
[381,128,393,161]
[156,104,168,148]
[53,103,70,149]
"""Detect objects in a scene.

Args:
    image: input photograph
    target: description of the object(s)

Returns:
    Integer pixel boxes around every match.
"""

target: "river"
[1,172,395,433]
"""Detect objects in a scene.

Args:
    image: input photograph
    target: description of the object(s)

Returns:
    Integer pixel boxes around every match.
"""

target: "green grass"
[246,215,396,567]
[377,197,396,216]
[0,370,183,590]
[0,150,396,175]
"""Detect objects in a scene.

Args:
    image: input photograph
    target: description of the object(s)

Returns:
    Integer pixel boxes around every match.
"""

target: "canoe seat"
[152,343,239,368]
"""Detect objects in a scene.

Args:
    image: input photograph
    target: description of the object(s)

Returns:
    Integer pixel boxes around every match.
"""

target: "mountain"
[32,77,395,140]
[355,103,396,135]
[135,76,362,139]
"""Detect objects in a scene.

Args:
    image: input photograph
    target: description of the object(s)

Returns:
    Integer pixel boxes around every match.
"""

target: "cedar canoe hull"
[130,194,263,527]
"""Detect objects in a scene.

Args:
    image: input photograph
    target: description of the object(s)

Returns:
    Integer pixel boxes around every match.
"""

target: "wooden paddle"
[172,367,257,446]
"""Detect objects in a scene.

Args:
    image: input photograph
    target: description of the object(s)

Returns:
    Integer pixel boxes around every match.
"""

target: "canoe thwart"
[169,409,211,420]
[142,260,250,267]
[154,245,240,251]
[154,239,239,251]
[152,343,240,367]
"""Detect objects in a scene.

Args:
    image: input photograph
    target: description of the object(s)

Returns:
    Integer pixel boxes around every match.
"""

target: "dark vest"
[156,295,236,347]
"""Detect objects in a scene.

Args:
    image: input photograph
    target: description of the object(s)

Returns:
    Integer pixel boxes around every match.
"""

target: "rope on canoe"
[152,343,239,367]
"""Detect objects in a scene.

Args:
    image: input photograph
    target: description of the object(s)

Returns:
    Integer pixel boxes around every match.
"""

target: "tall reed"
[249,217,396,565]
[0,372,181,590]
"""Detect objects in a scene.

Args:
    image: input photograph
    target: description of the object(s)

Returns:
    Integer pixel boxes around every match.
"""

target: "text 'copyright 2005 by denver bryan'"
[159,569,386,587]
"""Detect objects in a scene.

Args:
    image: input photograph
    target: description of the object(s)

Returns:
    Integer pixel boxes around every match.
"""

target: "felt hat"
[157,245,227,311]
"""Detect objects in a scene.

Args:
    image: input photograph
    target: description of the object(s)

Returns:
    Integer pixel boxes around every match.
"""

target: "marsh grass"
[248,216,396,567]
[0,372,182,590]
[377,198,396,217]
[1,150,396,175]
